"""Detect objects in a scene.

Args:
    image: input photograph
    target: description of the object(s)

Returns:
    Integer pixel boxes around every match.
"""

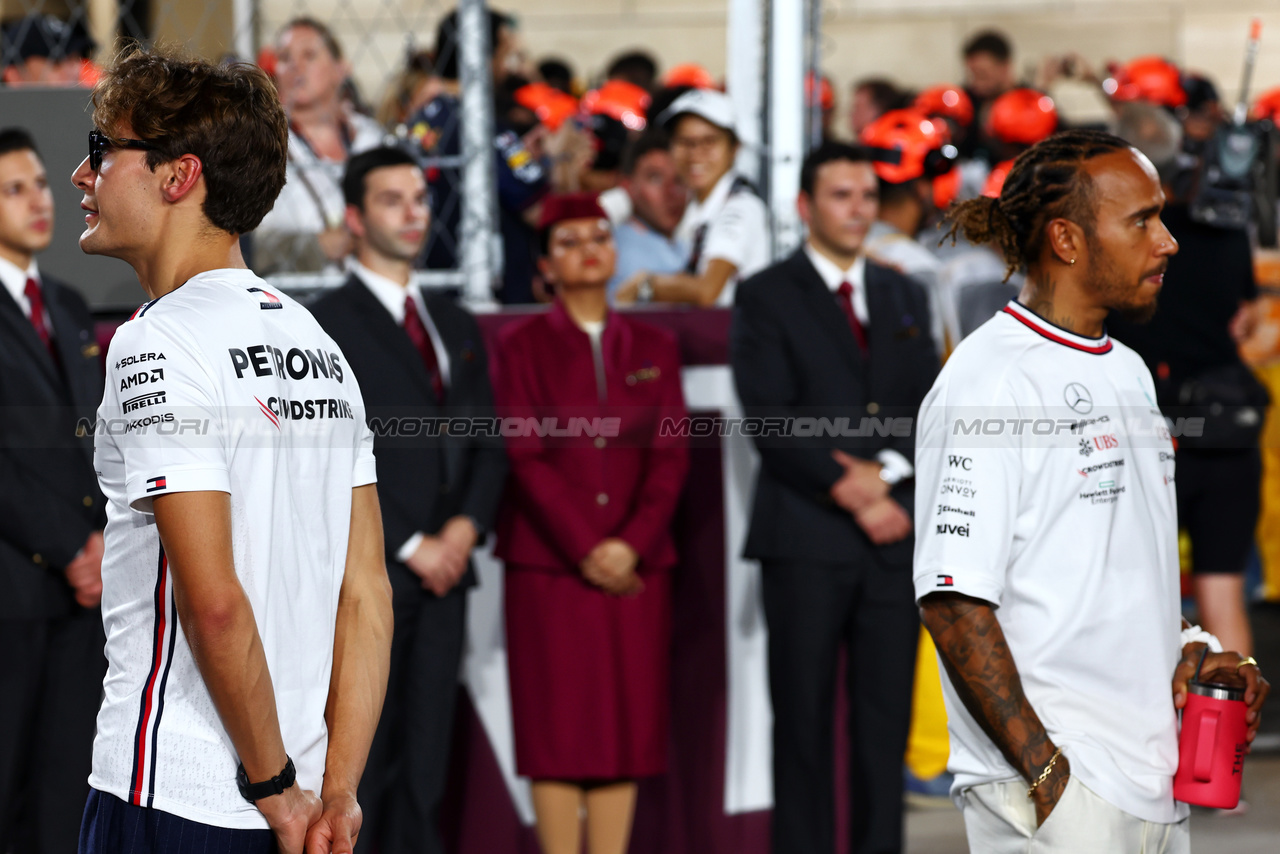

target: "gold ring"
[1237,656,1259,670]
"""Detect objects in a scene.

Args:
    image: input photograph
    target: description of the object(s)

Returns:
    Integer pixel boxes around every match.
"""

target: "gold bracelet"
[1027,748,1063,800]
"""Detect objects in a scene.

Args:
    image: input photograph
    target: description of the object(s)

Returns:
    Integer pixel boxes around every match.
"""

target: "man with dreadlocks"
[911,130,1269,852]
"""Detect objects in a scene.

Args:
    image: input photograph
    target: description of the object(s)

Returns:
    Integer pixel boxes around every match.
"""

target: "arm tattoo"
[920,592,1062,787]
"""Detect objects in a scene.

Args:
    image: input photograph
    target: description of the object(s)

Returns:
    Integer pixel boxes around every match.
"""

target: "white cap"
[658,89,737,135]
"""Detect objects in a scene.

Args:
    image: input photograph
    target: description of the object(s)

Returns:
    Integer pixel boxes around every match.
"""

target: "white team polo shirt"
[674,170,770,306]
[90,269,377,829]
[913,300,1187,825]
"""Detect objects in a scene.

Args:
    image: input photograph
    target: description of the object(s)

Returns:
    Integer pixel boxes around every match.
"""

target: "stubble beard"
[367,228,422,266]
[1083,235,1159,324]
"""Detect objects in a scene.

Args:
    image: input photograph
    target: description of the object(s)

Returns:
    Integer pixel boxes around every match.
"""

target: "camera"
[1186,119,1279,245]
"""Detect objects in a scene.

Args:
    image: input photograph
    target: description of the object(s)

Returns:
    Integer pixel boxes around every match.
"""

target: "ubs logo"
[1064,383,1093,414]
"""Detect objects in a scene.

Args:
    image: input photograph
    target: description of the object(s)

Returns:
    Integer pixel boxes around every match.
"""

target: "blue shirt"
[607,217,688,304]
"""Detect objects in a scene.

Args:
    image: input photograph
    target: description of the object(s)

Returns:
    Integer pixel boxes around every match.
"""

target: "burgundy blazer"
[491,300,689,572]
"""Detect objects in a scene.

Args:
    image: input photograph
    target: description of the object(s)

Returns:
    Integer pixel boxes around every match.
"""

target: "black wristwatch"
[236,756,296,803]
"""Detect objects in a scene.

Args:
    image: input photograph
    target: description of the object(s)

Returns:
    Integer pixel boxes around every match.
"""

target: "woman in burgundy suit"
[492,194,689,854]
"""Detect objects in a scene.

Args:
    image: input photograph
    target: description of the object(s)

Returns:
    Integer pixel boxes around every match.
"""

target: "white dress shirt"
[0,255,39,320]
[802,242,913,482]
[349,259,453,561]
[349,259,451,386]
[804,242,868,325]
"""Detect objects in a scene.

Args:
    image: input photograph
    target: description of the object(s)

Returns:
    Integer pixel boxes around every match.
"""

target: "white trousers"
[961,776,1190,854]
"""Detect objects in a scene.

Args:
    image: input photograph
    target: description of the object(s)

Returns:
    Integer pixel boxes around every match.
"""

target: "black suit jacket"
[731,251,940,565]
[0,274,106,619]
[310,275,507,598]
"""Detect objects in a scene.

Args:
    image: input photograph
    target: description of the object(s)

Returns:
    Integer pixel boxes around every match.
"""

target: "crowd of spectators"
[3,6,1280,854]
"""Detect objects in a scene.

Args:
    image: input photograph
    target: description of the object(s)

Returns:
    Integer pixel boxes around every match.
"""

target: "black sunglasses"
[88,129,158,172]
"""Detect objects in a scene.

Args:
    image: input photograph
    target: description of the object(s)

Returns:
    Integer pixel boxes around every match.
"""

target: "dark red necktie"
[403,293,444,401]
[836,281,869,354]
[24,277,55,358]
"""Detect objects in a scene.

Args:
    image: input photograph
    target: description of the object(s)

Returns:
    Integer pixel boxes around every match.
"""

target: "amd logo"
[120,368,164,392]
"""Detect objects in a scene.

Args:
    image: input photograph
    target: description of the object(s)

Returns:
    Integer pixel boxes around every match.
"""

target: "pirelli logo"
[122,391,167,413]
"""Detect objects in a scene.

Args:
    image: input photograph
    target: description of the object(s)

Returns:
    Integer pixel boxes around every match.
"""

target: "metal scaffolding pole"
[726,0,765,191]
[807,0,824,150]
[233,0,255,62]
[767,0,806,258]
[457,0,499,305]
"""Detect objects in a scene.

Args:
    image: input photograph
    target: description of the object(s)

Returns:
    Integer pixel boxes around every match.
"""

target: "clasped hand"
[259,786,364,854]
[403,517,478,596]
[829,450,911,545]
[65,530,104,608]
[580,538,643,596]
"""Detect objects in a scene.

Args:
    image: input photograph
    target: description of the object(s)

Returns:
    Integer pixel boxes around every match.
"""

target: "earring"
[1070,258,1076,266]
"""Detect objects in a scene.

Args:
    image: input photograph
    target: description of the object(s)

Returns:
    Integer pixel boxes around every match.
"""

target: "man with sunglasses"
[73,47,392,854]
[0,126,108,854]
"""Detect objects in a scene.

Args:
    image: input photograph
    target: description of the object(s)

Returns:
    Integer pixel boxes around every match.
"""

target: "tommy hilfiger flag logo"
[145,476,167,493]
[247,287,283,310]
[937,574,954,587]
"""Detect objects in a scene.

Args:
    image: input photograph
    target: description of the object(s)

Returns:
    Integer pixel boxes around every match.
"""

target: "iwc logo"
[1064,382,1093,414]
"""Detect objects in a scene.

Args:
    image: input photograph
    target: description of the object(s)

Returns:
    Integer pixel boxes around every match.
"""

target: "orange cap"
[914,85,974,127]
[982,159,1015,199]
[987,89,1058,145]
[663,62,717,90]
[806,72,835,112]
[859,108,954,184]
[514,82,580,131]
[1105,56,1187,108]
[581,79,651,131]
[1251,86,1280,123]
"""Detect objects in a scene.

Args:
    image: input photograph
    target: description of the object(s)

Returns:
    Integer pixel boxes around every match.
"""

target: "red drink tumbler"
[1173,679,1248,809]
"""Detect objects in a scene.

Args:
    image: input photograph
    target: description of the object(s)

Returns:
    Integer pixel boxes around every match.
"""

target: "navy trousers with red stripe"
[78,789,275,854]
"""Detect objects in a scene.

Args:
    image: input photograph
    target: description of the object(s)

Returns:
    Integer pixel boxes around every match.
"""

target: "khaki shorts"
[961,775,1189,854]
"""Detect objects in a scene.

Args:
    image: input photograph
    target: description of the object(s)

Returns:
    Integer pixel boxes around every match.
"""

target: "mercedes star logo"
[1064,382,1093,414]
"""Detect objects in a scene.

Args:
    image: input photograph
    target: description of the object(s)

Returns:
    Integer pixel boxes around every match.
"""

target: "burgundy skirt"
[504,564,672,780]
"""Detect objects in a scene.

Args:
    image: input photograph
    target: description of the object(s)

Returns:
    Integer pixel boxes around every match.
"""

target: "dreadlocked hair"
[941,130,1130,282]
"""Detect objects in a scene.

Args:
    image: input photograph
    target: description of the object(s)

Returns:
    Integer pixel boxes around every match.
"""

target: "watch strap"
[236,756,296,803]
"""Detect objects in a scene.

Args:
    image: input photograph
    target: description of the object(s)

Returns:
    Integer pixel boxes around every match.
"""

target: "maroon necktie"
[836,281,869,354]
[24,277,55,358]
[403,293,444,401]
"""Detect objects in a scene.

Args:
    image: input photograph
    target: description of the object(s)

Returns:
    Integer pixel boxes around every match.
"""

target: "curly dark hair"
[941,130,1130,282]
[91,43,288,235]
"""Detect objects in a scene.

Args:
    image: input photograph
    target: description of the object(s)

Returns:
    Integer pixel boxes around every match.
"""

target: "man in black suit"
[0,127,107,852]
[311,146,506,854]
[731,142,940,854]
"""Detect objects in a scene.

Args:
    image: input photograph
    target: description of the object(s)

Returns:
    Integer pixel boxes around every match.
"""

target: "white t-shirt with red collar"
[912,299,1187,825]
